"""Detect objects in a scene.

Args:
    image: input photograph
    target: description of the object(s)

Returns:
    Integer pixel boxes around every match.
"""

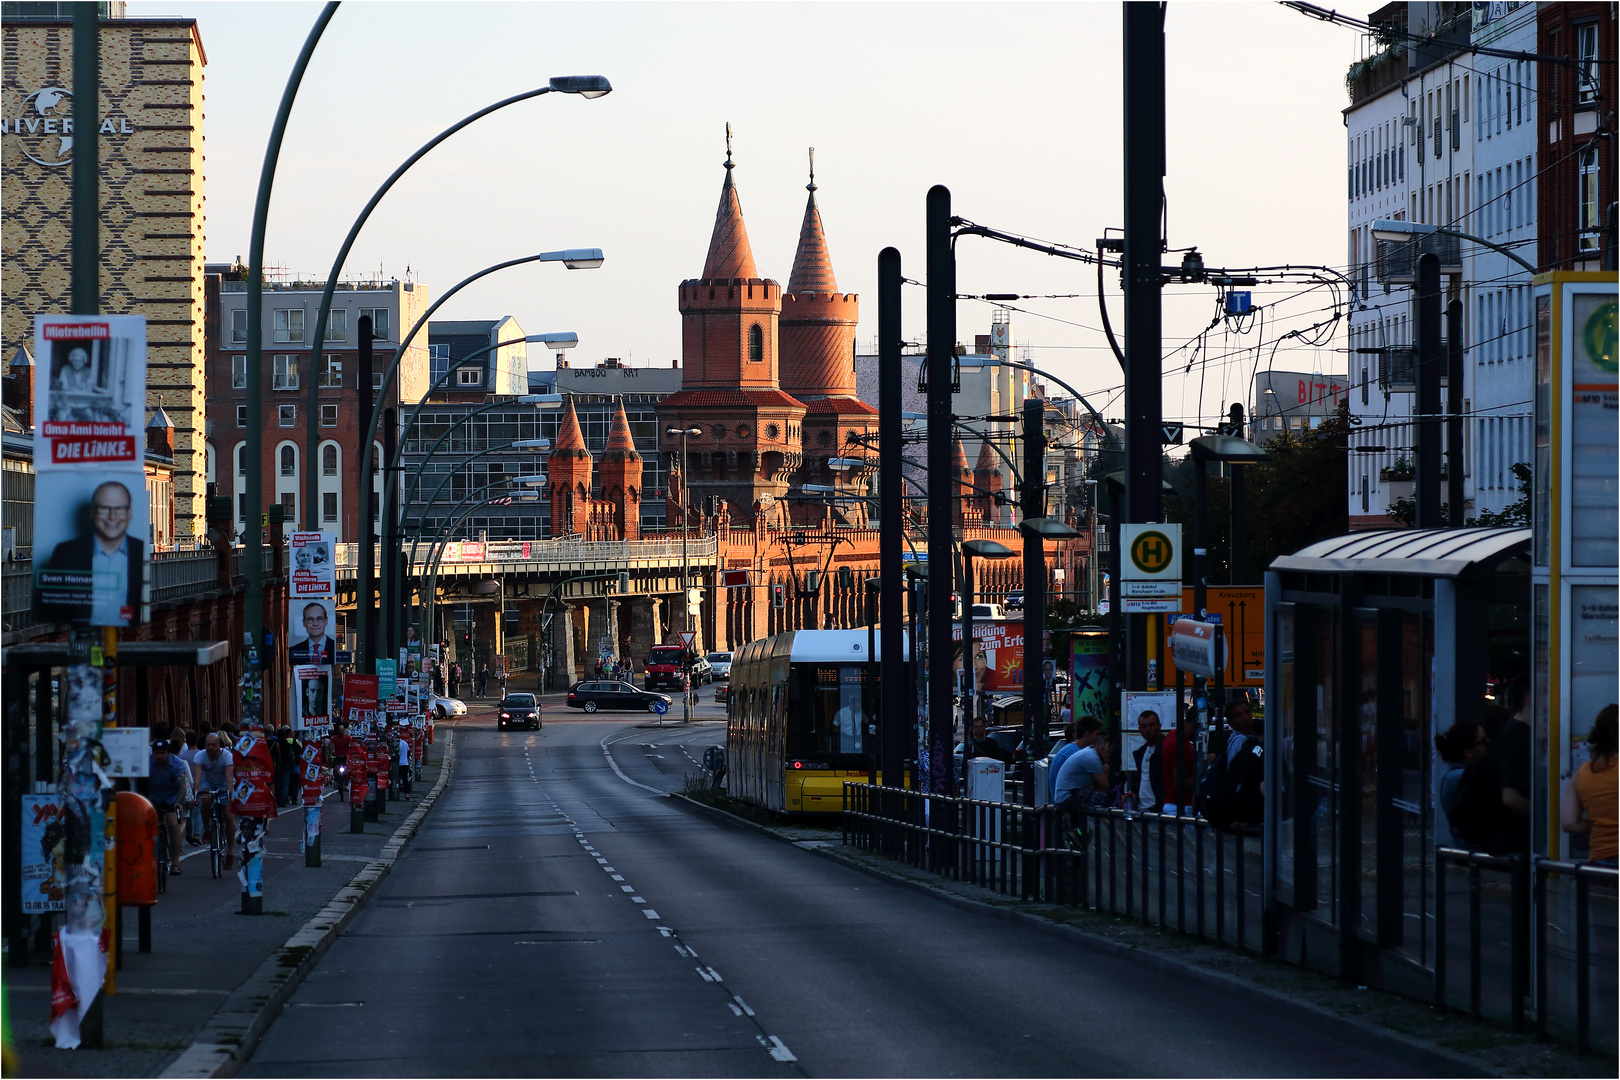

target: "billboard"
[288,597,336,666]
[288,531,336,597]
[31,315,149,627]
[951,620,1027,693]
[291,664,332,735]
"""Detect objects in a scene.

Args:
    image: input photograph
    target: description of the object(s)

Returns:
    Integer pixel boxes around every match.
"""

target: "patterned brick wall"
[2,19,206,542]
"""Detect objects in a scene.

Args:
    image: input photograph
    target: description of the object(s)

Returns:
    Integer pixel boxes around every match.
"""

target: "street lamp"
[665,424,702,721]
[1370,218,1537,273]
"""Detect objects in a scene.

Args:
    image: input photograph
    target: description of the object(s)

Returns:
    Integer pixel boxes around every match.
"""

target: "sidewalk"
[4,738,451,1079]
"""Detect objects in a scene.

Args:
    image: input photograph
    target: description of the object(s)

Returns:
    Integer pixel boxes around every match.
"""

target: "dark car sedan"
[565,680,674,714]
[498,693,541,731]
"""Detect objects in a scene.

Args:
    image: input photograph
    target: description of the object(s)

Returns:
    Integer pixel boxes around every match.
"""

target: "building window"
[231,355,246,389]
[360,308,390,340]
[748,324,763,361]
[236,444,246,475]
[322,444,338,475]
[322,491,338,523]
[373,371,385,390]
[238,492,247,520]
[272,308,304,344]
[1579,148,1600,252]
[280,492,296,521]
[320,354,343,388]
[325,308,347,342]
[279,405,297,427]
[456,366,484,387]
[236,405,248,428]
[321,404,338,427]
[280,446,296,476]
[1578,23,1599,105]
[273,354,299,390]
[230,308,247,345]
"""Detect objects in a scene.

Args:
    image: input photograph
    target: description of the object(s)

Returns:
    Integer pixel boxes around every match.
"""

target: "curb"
[159,733,458,1079]
[669,793,1493,1079]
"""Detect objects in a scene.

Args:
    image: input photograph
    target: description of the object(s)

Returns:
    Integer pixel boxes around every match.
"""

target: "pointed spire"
[787,147,837,294]
[952,436,971,480]
[553,395,588,454]
[701,122,760,282]
[604,398,640,459]
[973,439,997,475]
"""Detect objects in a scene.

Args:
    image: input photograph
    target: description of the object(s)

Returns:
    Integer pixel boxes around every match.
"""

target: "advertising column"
[32,314,149,1050]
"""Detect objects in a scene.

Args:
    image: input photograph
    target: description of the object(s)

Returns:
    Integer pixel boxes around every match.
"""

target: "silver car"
[706,651,733,680]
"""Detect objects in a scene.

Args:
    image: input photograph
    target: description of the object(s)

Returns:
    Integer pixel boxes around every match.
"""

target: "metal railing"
[333,533,720,571]
[1535,858,1617,1054]
[842,785,1261,954]
[1435,847,1529,1031]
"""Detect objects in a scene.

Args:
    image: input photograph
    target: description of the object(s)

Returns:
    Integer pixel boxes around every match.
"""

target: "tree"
[1387,461,1530,528]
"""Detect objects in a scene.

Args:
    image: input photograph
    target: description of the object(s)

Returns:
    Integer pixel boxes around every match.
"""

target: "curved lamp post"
[419,488,543,649]
[665,424,702,722]
[352,248,600,664]
[302,73,610,519]
[243,2,339,729]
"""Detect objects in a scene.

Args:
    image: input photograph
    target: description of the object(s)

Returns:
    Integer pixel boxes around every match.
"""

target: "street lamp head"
[511,474,548,486]
[1370,218,1431,243]
[1019,517,1080,540]
[535,248,605,270]
[1189,433,1269,464]
[547,75,613,99]
[801,484,838,494]
[665,425,702,437]
[826,457,867,472]
[519,394,564,408]
[526,333,579,350]
[961,538,1014,560]
[510,438,551,450]
[901,411,926,423]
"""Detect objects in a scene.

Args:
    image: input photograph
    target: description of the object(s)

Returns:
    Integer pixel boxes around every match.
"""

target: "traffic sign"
[1161,586,1265,687]
[678,630,697,651]
[1168,619,1225,677]
[653,700,669,715]
[1161,423,1184,445]
[1122,524,1180,580]
[722,568,750,588]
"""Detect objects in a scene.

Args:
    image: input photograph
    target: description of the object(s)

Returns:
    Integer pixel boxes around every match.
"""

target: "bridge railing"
[3,548,274,637]
[333,534,720,571]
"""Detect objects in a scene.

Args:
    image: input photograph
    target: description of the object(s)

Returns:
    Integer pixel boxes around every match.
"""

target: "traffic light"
[805,570,822,595]
[704,495,716,517]
[460,630,471,653]
[619,571,631,593]
[771,583,786,609]
[838,565,853,590]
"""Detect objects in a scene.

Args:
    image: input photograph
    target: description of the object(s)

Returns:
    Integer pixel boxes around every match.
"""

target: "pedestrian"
[1434,718,1490,844]
[1129,709,1165,814]
[1045,719,1080,803]
[449,662,461,699]
[1158,706,1200,815]
[1194,698,1264,831]
[963,715,1010,763]
[478,663,490,698]
[1482,679,1532,855]
[1562,704,1618,863]
[1053,717,1111,811]
[396,726,414,798]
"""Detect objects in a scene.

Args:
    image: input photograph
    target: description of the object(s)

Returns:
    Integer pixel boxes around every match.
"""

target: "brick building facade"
[1537,2,1616,271]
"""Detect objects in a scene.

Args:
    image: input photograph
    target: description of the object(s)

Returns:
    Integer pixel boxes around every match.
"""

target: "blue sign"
[1224,291,1252,316]
[653,700,669,715]
[334,650,354,665]
[376,658,397,699]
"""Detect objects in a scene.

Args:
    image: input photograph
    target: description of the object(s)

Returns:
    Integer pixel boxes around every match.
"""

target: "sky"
[129,0,1362,428]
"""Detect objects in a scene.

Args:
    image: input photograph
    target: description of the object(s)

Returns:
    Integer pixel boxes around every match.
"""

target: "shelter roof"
[1270,527,1531,579]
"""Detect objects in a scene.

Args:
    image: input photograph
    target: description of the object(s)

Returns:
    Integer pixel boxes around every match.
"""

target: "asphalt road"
[242,704,1437,1078]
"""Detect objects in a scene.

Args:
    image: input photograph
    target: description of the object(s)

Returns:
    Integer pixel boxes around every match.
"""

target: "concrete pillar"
[629,598,659,669]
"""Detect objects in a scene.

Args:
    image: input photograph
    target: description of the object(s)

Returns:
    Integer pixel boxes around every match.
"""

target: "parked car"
[689,653,714,684]
[429,693,466,719]
[970,603,1004,620]
[1003,591,1025,613]
[706,651,733,680]
[565,680,674,714]
[497,693,541,731]
[714,682,731,705]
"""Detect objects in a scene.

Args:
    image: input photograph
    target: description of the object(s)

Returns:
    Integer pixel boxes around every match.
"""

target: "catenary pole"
[878,247,906,789]
[925,186,956,797]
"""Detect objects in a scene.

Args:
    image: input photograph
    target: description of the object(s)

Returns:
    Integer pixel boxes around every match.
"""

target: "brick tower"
[778,150,875,524]
[973,439,1004,525]
[547,395,593,538]
[660,128,805,529]
[952,436,973,529]
[597,397,643,542]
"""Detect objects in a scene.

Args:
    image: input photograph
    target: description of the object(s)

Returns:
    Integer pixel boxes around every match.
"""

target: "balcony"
[1376,232,1462,284]
[1377,344,1452,393]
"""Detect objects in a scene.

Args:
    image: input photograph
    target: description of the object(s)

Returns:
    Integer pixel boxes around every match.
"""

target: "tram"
[724,629,910,814]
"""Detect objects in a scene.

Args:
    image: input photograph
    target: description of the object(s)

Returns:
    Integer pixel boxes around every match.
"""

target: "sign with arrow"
[1161,586,1265,687]
[1161,422,1184,445]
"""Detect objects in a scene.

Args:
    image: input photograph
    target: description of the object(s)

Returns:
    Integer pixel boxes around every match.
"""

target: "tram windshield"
[789,664,873,756]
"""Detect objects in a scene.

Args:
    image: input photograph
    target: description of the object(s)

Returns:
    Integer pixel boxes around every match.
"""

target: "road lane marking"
[621,885,635,892]
[642,910,660,919]
[733,996,755,1016]
[632,896,646,903]
[599,730,671,795]
[759,1035,797,1063]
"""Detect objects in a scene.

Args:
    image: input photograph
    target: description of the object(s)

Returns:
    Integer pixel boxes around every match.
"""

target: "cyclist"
[192,732,236,870]
[147,738,189,877]
[329,722,353,799]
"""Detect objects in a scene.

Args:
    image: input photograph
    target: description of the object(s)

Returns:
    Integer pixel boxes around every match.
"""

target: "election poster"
[31,315,150,629]
[343,674,379,735]
[288,597,336,666]
[288,531,336,598]
[952,620,1026,694]
[229,730,277,819]
[292,664,332,735]
[21,794,67,914]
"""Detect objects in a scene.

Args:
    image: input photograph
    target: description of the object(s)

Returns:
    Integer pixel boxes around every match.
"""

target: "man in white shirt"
[192,732,236,869]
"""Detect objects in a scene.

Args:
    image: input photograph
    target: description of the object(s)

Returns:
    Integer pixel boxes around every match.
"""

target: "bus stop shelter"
[1261,527,1530,997]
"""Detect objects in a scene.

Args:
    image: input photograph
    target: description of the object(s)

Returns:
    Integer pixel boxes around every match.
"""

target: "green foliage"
[1046,598,1103,629]
[1387,461,1530,528]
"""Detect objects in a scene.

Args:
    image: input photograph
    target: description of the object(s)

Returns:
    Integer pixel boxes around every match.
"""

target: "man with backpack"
[1196,698,1264,831]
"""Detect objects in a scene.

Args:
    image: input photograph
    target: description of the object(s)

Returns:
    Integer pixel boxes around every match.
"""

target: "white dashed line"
[642,909,660,919]
[733,996,754,1016]
[760,1035,796,1062]
[632,896,646,903]
[610,874,624,881]
[696,966,715,983]
[620,885,635,892]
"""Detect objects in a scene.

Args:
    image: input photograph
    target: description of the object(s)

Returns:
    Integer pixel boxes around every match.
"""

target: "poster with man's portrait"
[32,470,150,627]
[288,597,336,665]
[288,531,336,598]
[292,664,332,734]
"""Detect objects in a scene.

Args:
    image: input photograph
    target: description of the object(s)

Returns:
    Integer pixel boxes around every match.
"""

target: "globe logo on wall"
[15,86,74,167]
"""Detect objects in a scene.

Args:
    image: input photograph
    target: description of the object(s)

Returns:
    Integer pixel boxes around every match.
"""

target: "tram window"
[789,665,869,755]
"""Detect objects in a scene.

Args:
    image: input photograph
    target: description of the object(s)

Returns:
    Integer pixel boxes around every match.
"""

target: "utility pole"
[925,185,956,797]
[1446,299,1465,525]
[357,317,374,665]
[1020,398,1046,802]
[1227,403,1245,582]
[1415,252,1442,529]
[878,247,906,788]
[1123,2,1166,693]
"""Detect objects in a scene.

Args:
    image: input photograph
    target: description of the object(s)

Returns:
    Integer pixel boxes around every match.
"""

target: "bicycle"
[153,802,176,894]
[202,792,228,879]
